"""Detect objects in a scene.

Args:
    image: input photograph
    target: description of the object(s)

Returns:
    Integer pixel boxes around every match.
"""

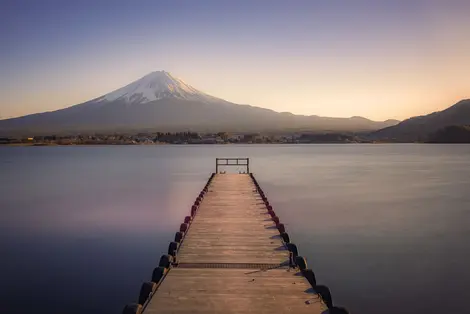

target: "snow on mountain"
[98,71,212,104]
[0,70,401,135]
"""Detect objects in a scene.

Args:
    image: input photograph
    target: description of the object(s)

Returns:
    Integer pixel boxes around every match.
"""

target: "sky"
[1,0,469,121]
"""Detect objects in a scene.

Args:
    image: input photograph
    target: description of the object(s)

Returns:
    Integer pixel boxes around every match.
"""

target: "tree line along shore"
[1,125,469,146]
[0,131,370,145]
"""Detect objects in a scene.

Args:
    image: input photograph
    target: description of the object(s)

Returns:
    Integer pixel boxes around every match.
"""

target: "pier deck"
[142,173,328,314]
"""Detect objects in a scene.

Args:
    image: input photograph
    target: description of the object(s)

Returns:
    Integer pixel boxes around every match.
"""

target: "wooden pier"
[122,158,348,314]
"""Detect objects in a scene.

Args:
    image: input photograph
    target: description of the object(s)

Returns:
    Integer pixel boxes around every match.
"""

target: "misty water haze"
[1,145,469,314]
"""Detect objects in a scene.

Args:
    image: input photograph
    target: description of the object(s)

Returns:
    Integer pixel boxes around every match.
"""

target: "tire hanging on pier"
[277,223,286,233]
[151,266,166,283]
[272,216,280,225]
[184,216,191,224]
[315,285,333,308]
[280,232,290,243]
[295,256,308,271]
[138,281,157,305]
[122,303,142,314]
[174,231,183,243]
[180,223,188,233]
[158,254,172,268]
[168,241,178,256]
[287,243,299,258]
[302,269,317,287]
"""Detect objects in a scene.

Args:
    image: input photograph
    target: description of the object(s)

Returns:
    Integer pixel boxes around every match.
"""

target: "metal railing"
[215,158,249,173]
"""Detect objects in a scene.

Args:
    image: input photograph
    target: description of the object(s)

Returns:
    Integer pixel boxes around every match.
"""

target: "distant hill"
[370,99,470,142]
[428,125,470,143]
[0,71,398,136]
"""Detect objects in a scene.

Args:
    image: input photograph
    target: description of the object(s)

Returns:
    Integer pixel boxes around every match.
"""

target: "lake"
[1,144,469,314]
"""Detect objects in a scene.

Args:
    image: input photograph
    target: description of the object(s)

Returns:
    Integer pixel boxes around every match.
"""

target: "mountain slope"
[428,125,470,143]
[371,99,470,141]
[0,71,399,135]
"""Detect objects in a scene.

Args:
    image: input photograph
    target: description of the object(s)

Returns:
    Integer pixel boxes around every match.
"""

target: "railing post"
[215,157,249,173]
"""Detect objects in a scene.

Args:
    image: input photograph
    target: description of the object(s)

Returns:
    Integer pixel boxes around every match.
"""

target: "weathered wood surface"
[143,174,326,314]
[144,268,327,314]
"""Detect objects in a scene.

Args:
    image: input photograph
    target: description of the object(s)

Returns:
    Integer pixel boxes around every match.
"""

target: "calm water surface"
[1,145,469,314]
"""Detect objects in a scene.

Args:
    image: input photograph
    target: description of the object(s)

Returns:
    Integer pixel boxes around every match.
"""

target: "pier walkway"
[123,158,346,314]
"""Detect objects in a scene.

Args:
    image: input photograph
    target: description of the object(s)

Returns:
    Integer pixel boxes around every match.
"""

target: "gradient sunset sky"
[1,0,469,121]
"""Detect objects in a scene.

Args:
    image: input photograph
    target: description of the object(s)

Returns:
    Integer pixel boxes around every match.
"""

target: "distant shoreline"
[2,142,459,147]
[2,142,361,146]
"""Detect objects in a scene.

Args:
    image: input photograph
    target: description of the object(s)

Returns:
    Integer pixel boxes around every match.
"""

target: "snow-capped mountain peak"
[99,71,209,103]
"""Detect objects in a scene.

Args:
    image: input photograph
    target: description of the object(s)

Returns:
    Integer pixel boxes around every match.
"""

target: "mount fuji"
[0,71,399,135]
[97,71,219,104]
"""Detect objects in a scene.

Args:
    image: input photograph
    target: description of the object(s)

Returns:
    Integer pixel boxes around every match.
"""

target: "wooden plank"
[143,174,326,314]
[144,268,328,314]
[177,174,288,265]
